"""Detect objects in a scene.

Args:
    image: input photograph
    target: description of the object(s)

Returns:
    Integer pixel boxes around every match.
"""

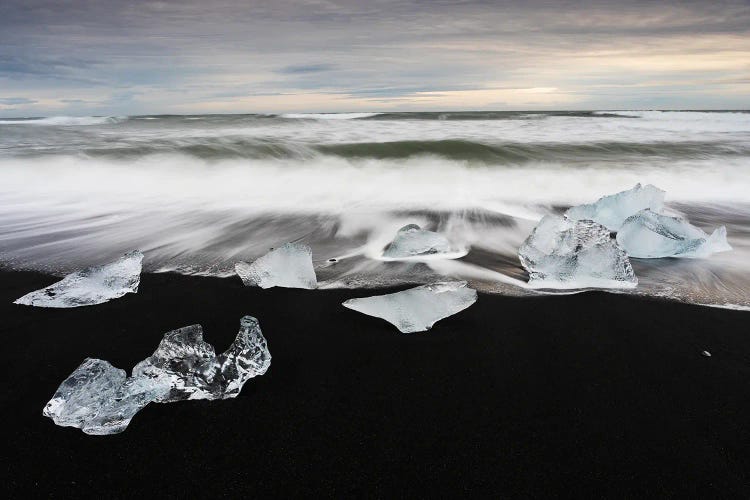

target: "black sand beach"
[2,271,749,497]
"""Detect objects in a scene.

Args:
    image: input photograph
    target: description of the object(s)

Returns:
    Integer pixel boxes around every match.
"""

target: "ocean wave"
[279,112,383,120]
[0,116,124,126]
[314,140,750,162]
[365,111,629,120]
[69,138,750,163]
[595,110,750,119]
[2,154,750,211]
[0,149,748,311]
[1,110,749,313]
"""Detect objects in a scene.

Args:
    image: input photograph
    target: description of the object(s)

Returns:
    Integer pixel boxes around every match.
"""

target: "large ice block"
[43,316,271,435]
[42,358,168,435]
[565,184,665,231]
[382,224,455,259]
[616,209,732,258]
[519,215,637,289]
[342,281,477,333]
[14,251,143,308]
[133,316,271,401]
[235,243,317,289]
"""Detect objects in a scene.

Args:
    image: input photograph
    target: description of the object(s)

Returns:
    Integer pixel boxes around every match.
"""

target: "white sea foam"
[0,111,749,312]
[0,116,123,126]
[593,110,750,132]
[0,155,749,214]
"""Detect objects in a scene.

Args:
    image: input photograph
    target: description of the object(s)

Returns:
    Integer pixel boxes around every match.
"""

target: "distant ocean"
[1,110,748,309]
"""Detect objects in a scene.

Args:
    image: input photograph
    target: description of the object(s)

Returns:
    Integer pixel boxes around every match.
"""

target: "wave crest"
[0,116,124,126]
[279,112,383,120]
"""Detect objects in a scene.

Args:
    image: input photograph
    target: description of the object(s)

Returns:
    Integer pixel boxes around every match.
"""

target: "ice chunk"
[519,215,637,289]
[235,243,317,289]
[44,316,271,434]
[616,209,732,258]
[133,316,271,401]
[42,358,168,435]
[15,251,143,308]
[342,281,477,333]
[78,376,170,435]
[566,184,665,231]
[382,224,456,259]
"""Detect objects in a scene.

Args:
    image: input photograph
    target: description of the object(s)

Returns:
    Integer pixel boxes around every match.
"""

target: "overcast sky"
[1,0,749,116]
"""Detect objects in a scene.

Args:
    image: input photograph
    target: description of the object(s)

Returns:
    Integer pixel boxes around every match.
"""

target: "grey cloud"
[277,64,337,74]
[0,0,749,115]
[0,97,36,105]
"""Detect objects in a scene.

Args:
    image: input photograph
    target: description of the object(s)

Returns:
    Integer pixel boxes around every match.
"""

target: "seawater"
[0,111,748,309]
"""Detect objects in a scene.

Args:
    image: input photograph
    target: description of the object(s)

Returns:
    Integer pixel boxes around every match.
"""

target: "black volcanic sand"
[2,271,749,498]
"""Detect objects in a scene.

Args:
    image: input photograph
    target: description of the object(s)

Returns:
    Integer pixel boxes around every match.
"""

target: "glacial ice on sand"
[382,224,455,259]
[133,316,272,402]
[565,183,665,231]
[14,250,143,308]
[43,316,271,435]
[342,281,477,333]
[616,209,732,258]
[42,358,169,436]
[235,243,317,289]
[518,215,637,289]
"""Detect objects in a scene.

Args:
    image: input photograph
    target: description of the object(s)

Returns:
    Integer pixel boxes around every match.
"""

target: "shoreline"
[3,270,749,496]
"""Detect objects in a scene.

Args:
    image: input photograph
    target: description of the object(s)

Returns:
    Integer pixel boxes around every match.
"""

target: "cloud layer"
[1,0,749,115]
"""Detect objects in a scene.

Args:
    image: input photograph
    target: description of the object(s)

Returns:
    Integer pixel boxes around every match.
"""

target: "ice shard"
[518,215,637,289]
[616,209,732,258]
[382,224,456,259]
[14,251,143,308]
[565,184,665,231]
[235,243,317,289]
[43,316,271,435]
[133,316,271,402]
[342,281,477,333]
[42,358,168,436]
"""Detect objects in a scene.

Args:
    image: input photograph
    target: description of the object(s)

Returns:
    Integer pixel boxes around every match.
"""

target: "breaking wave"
[2,154,750,208]
[0,115,124,126]
[0,110,748,311]
[6,137,750,164]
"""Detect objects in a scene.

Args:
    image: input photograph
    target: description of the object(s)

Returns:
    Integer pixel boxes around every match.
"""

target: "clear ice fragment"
[342,281,477,333]
[616,209,732,258]
[565,183,665,231]
[44,316,271,435]
[14,251,143,308]
[133,316,271,402]
[42,358,168,435]
[235,243,317,289]
[519,215,637,289]
[382,224,456,259]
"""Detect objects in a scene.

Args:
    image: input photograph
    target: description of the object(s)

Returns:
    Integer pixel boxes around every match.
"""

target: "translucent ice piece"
[43,316,271,435]
[382,224,455,259]
[80,376,170,435]
[15,251,143,308]
[342,281,477,333]
[42,358,168,435]
[133,316,271,402]
[235,243,317,289]
[566,183,665,231]
[616,209,732,258]
[519,215,637,289]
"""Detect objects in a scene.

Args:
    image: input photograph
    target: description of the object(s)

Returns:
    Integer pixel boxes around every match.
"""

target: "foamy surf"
[0,116,124,126]
[0,110,748,311]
